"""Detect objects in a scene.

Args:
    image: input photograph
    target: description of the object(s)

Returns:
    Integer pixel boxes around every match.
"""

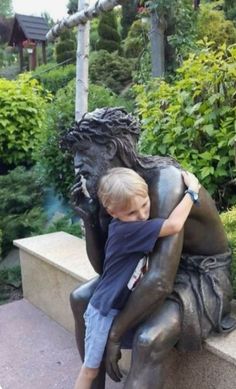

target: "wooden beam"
[42,42,47,64]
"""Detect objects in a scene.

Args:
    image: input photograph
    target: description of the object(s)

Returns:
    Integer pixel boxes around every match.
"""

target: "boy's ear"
[107,207,117,219]
[105,140,117,160]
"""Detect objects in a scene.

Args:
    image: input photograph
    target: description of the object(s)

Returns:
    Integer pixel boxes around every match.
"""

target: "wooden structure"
[8,14,50,71]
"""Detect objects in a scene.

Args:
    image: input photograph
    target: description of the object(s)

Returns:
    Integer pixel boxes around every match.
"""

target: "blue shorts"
[83,303,119,368]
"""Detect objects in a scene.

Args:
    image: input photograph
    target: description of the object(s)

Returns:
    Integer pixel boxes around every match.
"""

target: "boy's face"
[109,195,151,222]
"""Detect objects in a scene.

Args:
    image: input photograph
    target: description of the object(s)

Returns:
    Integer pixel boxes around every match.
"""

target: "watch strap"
[185,189,200,206]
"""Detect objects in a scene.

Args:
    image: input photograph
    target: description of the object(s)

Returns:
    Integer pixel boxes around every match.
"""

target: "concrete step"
[0,299,121,389]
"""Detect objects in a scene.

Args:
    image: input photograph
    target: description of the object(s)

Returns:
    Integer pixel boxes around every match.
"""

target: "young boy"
[74,167,200,389]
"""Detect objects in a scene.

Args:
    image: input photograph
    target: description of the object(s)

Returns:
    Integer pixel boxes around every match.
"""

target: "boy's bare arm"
[160,171,200,236]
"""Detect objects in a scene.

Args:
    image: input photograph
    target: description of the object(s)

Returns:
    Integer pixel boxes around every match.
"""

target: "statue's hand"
[70,176,98,221]
[105,339,122,382]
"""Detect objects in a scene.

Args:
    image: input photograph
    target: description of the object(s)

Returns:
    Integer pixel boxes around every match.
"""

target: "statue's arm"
[81,210,106,275]
[109,167,185,341]
[72,178,108,275]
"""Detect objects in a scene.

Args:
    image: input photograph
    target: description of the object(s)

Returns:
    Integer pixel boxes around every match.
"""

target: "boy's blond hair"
[98,167,148,212]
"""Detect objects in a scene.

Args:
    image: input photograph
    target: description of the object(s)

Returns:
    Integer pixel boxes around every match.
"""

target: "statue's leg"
[124,299,181,389]
[70,276,106,389]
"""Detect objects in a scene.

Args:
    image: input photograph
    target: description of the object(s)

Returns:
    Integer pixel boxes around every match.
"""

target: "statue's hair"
[61,107,180,171]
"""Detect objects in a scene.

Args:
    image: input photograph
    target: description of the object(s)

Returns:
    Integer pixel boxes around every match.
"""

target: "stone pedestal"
[14,232,236,388]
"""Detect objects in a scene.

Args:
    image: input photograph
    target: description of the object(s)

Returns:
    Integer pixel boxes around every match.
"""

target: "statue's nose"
[74,154,84,167]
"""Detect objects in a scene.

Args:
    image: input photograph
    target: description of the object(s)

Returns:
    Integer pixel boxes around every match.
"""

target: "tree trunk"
[150,11,165,77]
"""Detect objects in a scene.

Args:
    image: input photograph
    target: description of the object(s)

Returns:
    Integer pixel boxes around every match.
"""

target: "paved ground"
[0,299,122,389]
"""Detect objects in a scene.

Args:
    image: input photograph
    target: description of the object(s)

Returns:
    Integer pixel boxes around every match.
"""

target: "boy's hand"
[182,171,201,193]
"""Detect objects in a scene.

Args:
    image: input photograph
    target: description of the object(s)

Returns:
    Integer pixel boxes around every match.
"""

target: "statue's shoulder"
[149,164,183,190]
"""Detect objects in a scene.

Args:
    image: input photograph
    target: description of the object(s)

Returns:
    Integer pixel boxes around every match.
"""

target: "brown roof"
[9,14,50,46]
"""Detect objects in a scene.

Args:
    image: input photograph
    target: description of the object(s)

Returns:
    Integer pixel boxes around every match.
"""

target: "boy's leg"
[74,365,99,389]
[70,277,106,389]
[73,301,119,389]
[70,277,100,357]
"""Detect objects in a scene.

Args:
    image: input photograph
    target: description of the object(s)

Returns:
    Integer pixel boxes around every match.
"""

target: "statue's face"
[73,140,114,199]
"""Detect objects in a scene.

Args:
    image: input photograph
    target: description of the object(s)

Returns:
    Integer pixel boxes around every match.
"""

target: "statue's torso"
[144,165,229,255]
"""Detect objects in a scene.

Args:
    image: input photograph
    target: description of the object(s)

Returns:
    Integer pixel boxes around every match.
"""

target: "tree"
[0,16,12,44]
[0,0,13,18]
[55,29,76,64]
[196,3,236,47]
[97,10,121,53]
[146,0,197,75]
[121,0,138,38]
[67,0,78,15]
[224,0,236,22]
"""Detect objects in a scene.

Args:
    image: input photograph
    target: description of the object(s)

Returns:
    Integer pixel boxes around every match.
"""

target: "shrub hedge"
[0,74,50,168]
[135,43,236,209]
[220,206,236,298]
[32,63,76,95]
[0,166,46,256]
[89,50,134,93]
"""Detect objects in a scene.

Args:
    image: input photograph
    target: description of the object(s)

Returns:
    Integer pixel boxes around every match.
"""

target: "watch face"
[193,192,198,200]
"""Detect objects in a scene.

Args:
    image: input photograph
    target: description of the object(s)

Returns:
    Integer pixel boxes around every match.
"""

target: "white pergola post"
[46,0,124,121]
[76,0,90,121]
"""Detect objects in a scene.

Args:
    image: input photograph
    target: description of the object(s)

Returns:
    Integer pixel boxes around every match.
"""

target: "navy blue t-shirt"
[90,217,165,316]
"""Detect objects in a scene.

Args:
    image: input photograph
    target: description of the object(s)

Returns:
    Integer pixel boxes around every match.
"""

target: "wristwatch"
[185,189,200,205]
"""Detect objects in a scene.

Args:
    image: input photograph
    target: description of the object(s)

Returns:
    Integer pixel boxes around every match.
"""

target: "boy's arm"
[105,167,186,381]
[71,177,107,275]
[159,171,200,237]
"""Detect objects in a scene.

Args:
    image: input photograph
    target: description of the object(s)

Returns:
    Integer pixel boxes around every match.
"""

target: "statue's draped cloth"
[171,249,236,351]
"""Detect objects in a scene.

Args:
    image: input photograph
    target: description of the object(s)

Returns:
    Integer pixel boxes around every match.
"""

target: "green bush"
[89,50,134,93]
[97,10,121,53]
[224,0,236,22]
[43,215,82,238]
[197,3,236,47]
[32,63,76,94]
[0,265,22,305]
[220,206,236,298]
[90,18,100,51]
[35,80,134,198]
[123,20,149,58]
[134,43,236,209]
[55,29,76,64]
[0,166,46,256]
[0,74,50,168]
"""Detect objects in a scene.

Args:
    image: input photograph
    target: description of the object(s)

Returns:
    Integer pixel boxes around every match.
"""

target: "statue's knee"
[70,277,100,313]
[135,327,167,356]
[70,285,89,313]
[135,331,155,353]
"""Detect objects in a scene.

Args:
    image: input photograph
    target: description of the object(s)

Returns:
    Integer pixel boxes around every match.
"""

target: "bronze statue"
[62,107,236,389]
